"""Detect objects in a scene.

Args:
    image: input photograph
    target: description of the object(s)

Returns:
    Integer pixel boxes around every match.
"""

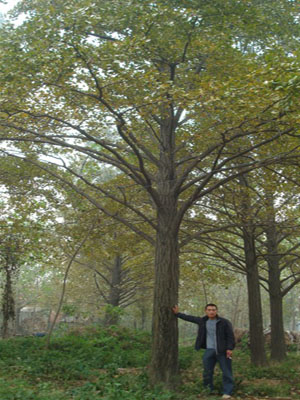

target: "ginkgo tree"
[0,0,299,385]
[0,156,64,337]
[57,193,154,327]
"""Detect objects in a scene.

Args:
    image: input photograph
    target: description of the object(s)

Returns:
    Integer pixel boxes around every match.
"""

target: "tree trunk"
[104,254,122,326]
[15,306,23,335]
[2,269,16,338]
[149,113,179,387]
[265,192,286,361]
[231,282,243,328]
[239,175,267,366]
[140,304,147,330]
[149,107,180,386]
[245,258,266,366]
[269,287,285,360]
[290,293,297,331]
[149,210,179,386]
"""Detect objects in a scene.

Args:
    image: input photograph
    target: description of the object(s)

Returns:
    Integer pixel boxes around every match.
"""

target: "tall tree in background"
[0,0,299,384]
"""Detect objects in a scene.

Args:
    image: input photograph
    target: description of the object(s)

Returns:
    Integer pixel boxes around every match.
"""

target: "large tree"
[0,0,299,384]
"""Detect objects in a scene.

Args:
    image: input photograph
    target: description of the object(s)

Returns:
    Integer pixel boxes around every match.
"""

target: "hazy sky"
[1,0,19,14]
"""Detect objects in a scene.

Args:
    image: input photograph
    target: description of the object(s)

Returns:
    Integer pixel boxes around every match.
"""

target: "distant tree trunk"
[104,254,122,326]
[202,281,208,305]
[240,175,267,366]
[290,292,297,331]
[265,192,286,361]
[2,267,16,338]
[231,282,243,327]
[139,304,147,330]
[15,306,23,335]
[0,239,21,338]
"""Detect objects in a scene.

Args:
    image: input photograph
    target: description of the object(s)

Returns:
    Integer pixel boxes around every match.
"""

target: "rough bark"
[149,210,179,386]
[149,116,180,386]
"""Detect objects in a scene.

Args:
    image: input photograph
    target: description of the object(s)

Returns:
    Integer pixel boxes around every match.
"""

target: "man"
[172,303,235,399]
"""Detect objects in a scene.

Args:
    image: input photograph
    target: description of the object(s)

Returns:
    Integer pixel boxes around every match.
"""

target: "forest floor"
[0,325,299,399]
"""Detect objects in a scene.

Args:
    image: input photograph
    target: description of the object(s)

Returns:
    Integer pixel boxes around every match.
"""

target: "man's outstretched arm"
[172,305,202,324]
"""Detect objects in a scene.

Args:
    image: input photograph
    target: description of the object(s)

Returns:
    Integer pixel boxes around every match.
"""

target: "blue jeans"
[202,349,234,395]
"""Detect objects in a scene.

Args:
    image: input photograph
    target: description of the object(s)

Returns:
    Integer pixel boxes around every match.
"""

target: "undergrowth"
[0,325,299,399]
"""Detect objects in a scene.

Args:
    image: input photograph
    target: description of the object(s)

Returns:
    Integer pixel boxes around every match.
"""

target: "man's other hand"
[226,350,233,359]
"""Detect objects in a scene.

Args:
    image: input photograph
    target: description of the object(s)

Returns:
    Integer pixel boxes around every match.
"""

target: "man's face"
[205,306,217,319]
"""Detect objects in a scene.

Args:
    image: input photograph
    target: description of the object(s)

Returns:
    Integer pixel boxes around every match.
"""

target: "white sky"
[1,0,19,14]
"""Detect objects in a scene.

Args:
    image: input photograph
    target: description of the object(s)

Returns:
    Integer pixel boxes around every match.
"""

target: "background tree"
[191,166,300,362]
[0,157,61,336]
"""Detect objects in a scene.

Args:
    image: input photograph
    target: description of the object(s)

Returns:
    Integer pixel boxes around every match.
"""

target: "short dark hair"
[205,303,218,310]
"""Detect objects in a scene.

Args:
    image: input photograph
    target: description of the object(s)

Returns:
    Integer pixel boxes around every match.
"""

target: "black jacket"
[176,312,235,353]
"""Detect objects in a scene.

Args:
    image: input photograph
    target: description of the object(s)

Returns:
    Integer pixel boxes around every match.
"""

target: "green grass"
[0,326,299,399]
